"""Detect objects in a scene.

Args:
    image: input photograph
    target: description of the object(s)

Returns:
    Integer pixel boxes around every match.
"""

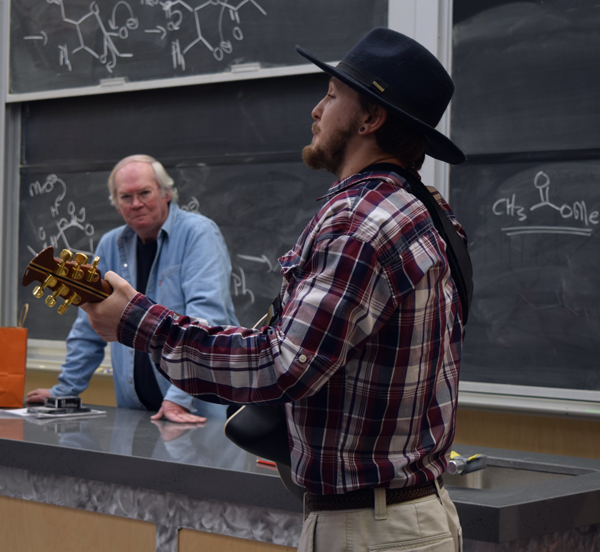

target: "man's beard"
[302,118,360,176]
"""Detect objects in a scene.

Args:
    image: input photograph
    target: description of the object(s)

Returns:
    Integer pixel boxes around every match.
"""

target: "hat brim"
[296,46,466,165]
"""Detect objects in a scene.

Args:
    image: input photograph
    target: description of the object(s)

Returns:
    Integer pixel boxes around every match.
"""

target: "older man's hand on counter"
[26,388,52,404]
[151,400,207,424]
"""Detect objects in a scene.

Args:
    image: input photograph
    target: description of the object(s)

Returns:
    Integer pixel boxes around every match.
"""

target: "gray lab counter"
[0,406,598,551]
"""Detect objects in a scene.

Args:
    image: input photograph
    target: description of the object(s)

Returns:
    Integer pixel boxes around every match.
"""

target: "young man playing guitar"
[82,29,470,551]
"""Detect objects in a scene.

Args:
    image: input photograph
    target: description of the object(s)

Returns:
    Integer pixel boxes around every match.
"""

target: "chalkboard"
[20,72,327,170]
[450,0,600,391]
[451,161,600,390]
[18,72,333,340]
[451,0,600,155]
[10,0,387,95]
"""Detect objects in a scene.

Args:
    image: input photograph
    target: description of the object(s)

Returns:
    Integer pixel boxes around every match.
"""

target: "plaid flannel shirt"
[119,167,466,495]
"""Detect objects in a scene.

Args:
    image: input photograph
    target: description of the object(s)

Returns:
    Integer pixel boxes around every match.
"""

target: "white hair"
[108,154,179,206]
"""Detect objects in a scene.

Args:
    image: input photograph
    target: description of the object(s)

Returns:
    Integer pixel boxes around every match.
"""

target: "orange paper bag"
[0,305,28,408]
[0,327,28,408]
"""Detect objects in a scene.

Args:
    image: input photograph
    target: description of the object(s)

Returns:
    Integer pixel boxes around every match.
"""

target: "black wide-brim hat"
[296,27,466,165]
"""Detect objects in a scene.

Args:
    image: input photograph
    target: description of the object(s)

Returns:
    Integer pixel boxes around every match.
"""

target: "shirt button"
[299,354,307,363]
[128,378,132,384]
[123,263,128,268]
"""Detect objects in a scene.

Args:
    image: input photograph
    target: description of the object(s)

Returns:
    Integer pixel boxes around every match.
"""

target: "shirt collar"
[159,202,177,238]
[316,163,412,202]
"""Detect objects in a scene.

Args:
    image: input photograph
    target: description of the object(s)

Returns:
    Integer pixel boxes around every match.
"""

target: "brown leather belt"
[305,478,443,512]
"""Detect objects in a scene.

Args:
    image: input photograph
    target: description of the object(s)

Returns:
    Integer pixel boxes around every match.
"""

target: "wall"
[455,409,600,460]
[5,0,600,465]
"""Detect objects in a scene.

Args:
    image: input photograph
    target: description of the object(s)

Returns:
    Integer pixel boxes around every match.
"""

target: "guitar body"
[224,403,305,501]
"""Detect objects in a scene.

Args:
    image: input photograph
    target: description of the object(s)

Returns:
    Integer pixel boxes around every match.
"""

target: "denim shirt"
[51,203,239,412]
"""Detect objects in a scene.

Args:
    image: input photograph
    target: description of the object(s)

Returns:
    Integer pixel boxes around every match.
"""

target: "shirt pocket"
[155,264,185,313]
[297,514,317,552]
[368,533,454,552]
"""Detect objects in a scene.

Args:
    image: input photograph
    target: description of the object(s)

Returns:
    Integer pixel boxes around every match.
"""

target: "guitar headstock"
[22,247,113,315]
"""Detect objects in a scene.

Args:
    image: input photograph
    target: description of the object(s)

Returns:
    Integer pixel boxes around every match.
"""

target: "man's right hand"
[26,388,52,404]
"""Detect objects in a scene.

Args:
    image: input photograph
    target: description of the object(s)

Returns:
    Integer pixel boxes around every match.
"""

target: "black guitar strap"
[266,167,473,326]
[387,166,473,325]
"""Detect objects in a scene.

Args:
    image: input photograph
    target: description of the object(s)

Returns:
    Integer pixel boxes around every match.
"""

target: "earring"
[360,127,365,132]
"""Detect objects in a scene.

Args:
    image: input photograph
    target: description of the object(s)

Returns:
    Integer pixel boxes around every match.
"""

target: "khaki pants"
[297,484,462,552]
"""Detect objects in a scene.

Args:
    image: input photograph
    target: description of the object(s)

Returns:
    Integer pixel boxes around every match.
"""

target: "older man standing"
[82,29,469,550]
[27,155,238,422]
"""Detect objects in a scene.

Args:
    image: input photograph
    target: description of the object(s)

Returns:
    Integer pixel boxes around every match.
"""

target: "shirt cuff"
[164,386,194,411]
[118,293,172,352]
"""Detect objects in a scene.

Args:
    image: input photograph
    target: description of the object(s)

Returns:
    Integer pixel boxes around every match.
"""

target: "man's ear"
[359,104,388,135]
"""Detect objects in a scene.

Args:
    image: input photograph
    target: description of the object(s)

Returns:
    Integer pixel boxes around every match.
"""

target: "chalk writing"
[51,201,95,252]
[160,0,267,65]
[179,196,200,213]
[41,0,137,74]
[27,174,96,257]
[232,266,255,303]
[171,39,185,69]
[23,30,48,45]
[492,171,599,236]
[58,44,72,71]
[29,174,67,217]
[24,0,267,74]
[237,253,276,272]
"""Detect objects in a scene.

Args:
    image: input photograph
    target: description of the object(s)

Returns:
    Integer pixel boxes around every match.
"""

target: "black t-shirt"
[133,237,164,412]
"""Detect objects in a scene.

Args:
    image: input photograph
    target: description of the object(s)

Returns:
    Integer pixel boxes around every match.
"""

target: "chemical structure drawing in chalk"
[27,175,96,257]
[39,0,139,74]
[492,171,600,237]
[159,0,267,70]
[23,0,267,75]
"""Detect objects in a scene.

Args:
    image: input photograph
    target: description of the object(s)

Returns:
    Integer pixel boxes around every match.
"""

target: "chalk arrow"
[237,254,274,272]
[145,26,167,39]
[24,31,48,45]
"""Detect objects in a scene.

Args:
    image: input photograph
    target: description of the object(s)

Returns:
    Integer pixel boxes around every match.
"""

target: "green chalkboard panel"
[19,73,335,339]
[10,0,387,94]
[450,0,600,392]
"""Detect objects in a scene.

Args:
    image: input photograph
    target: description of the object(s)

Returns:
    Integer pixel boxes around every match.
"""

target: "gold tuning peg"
[57,250,73,276]
[58,291,81,315]
[45,283,69,307]
[33,274,58,299]
[86,257,100,282]
[71,252,88,280]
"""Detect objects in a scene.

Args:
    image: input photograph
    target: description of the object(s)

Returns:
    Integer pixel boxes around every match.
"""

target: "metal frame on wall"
[0,0,20,329]
[388,0,453,200]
